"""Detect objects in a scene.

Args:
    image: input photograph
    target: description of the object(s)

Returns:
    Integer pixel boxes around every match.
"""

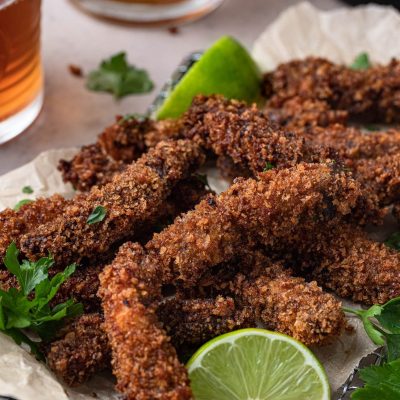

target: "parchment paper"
[0,2,399,398]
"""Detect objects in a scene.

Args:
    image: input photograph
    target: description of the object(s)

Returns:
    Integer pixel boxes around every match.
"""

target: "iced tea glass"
[0,0,43,144]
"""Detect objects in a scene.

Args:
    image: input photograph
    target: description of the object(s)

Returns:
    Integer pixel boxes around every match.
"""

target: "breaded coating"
[264,96,348,130]
[46,313,110,387]
[58,144,126,191]
[184,95,389,222]
[51,264,103,312]
[99,242,192,400]
[0,194,69,259]
[264,57,400,123]
[163,261,345,346]
[231,264,344,345]
[183,95,337,176]
[351,154,400,207]
[147,164,362,287]
[58,116,182,191]
[302,124,400,161]
[46,249,344,388]
[158,296,254,347]
[99,164,356,398]
[291,224,400,305]
[20,140,205,265]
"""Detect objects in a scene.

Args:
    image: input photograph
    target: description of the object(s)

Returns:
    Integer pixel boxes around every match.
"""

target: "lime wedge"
[187,328,330,400]
[155,36,261,120]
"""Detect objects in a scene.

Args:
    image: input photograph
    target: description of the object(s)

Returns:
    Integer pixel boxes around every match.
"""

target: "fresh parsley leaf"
[345,297,400,364]
[87,205,107,225]
[385,232,400,251]
[376,297,400,334]
[0,243,83,357]
[352,359,400,399]
[22,186,33,194]
[13,199,33,211]
[350,52,371,70]
[263,162,275,172]
[86,52,154,99]
[386,334,400,362]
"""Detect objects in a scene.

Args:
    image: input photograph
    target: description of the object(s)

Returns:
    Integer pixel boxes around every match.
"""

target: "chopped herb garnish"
[385,232,400,251]
[0,243,82,357]
[194,173,211,190]
[14,199,33,211]
[22,186,33,194]
[86,52,154,99]
[344,297,400,397]
[87,205,107,225]
[263,162,275,172]
[350,52,371,70]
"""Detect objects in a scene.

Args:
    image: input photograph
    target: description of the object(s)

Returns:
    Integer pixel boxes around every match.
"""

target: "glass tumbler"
[72,0,225,25]
[0,0,43,144]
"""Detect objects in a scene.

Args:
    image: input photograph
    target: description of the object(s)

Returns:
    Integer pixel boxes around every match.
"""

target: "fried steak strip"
[263,57,400,123]
[290,224,400,305]
[0,194,69,260]
[58,117,181,191]
[20,140,205,266]
[99,163,359,399]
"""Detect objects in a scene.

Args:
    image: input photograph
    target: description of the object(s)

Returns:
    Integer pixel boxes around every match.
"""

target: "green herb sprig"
[0,243,83,357]
[86,52,154,99]
[350,52,371,70]
[344,297,400,398]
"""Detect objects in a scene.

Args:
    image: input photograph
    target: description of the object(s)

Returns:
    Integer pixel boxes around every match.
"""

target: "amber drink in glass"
[0,0,43,144]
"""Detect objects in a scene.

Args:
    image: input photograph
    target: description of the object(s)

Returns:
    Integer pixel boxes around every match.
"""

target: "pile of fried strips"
[1,57,400,399]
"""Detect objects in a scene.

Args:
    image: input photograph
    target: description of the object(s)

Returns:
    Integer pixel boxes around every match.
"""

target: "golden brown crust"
[58,117,182,191]
[46,313,110,387]
[294,224,400,305]
[232,265,344,345]
[99,243,192,400]
[20,140,205,265]
[264,57,400,123]
[0,194,69,260]
[99,164,357,398]
[147,164,362,287]
[183,95,338,176]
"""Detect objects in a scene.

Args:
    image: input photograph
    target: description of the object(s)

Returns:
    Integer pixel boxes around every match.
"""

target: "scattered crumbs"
[168,26,180,35]
[68,64,83,77]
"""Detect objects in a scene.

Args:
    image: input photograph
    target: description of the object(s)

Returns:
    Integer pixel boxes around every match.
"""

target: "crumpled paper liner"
[0,2,398,398]
[252,1,400,71]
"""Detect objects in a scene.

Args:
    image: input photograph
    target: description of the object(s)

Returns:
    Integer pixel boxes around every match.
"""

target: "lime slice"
[155,36,261,120]
[187,328,330,400]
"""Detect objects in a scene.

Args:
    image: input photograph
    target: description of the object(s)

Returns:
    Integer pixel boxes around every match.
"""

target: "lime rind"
[187,328,330,400]
[155,36,262,120]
